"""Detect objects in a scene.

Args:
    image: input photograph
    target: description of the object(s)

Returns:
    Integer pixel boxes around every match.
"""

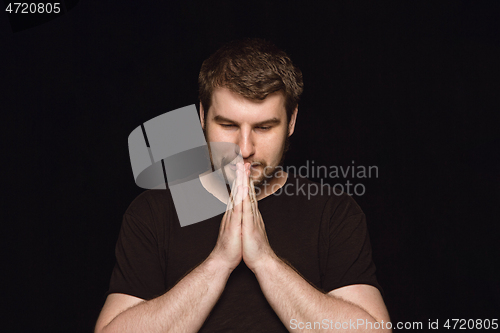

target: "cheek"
[205,128,223,145]
[258,133,286,162]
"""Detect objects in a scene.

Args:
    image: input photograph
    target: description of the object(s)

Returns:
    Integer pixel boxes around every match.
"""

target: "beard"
[203,126,290,192]
[246,146,287,188]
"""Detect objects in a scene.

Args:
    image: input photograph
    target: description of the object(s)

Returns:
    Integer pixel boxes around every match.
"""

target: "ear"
[199,102,205,130]
[287,106,298,137]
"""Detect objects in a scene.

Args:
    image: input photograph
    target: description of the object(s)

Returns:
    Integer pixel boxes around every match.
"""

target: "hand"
[241,163,277,272]
[208,162,246,272]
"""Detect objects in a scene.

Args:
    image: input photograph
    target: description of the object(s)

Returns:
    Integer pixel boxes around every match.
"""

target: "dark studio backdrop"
[2,1,499,332]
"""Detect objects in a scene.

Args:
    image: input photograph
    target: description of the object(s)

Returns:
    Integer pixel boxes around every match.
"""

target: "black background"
[2,1,499,332]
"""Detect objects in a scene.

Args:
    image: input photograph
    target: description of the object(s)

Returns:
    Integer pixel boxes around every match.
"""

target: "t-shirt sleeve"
[319,194,383,296]
[106,211,166,300]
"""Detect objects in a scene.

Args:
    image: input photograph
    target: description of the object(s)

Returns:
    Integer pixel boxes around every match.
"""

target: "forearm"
[102,257,231,333]
[254,256,389,333]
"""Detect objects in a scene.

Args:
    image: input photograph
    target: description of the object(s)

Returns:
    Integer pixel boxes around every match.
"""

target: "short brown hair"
[198,38,303,124]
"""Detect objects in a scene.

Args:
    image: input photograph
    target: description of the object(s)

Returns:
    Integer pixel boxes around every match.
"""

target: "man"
[95,38,391,332]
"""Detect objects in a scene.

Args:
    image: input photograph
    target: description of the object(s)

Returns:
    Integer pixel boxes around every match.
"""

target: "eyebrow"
[213,115,281,126]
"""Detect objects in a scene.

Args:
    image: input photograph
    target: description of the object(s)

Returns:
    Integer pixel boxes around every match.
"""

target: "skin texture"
[95,88,391,332]
[200,87,296,199]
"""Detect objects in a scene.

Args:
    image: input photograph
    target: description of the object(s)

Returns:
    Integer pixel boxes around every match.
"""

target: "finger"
[233,164,244,215]
[234,163,244,208]
[227,178,237,212]
[228,167,241,211]
[232,185,243,223]
[245,167,255,218]
[242,163,249,201]
[224,201,233,228]
[242,165,254,228]
[249,178,257,216]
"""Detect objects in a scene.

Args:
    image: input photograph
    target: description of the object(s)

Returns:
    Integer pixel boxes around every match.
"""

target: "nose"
[236,128,255,160]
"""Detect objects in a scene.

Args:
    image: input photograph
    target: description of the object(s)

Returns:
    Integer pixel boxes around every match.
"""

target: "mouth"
[250,163,261,170]
[226,162,261,171]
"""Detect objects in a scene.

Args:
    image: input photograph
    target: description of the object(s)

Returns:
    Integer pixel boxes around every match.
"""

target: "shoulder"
[123,188,176,229]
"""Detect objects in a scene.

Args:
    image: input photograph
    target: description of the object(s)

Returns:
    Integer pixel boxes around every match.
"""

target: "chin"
[251,172,271,188]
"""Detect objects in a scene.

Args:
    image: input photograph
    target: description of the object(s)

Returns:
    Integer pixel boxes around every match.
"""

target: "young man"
[95,38,391,332]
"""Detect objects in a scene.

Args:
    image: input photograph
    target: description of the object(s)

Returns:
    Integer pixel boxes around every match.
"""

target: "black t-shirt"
[107,173,381,332]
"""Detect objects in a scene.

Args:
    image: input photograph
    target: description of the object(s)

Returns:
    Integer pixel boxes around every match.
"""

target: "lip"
[227,163,260,171]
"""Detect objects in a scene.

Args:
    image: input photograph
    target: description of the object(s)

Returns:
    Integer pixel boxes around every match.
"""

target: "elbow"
[94,321,113,333]
[94,325,105,333]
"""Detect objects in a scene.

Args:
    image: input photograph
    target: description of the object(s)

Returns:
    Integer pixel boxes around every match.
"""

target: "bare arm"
[253,256,391,332]
[95,256,232,333]
[241,163,391,332]
[96,171,247,333]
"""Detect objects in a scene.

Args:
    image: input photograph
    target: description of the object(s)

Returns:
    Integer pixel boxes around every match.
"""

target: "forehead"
[209,87,286,122]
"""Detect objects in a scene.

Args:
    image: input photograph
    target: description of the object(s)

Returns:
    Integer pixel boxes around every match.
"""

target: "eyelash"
[220,124,271,131]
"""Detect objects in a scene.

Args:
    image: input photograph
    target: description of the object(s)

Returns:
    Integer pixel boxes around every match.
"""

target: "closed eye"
[220,124,272,131]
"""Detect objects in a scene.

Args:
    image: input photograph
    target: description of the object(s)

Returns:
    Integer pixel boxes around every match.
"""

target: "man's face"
[201,87,297,188]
